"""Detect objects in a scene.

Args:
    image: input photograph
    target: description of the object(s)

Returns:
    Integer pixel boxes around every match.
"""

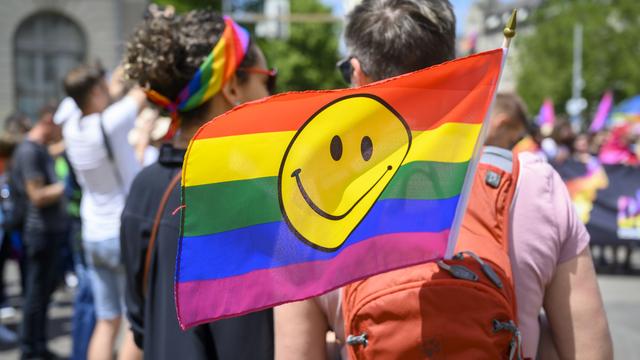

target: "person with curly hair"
[120,7,275,360]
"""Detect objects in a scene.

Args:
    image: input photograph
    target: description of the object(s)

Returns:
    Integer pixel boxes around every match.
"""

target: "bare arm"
[275,300,328,360]
[108,65,127,100]
[103,86,148,135]
[25,178,64,208]
[126,86,147,112]
[132,109,158,164]
[543,247,613,360]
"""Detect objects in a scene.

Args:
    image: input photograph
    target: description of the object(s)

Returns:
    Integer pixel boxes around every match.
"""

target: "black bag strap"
[98,114,125,191]
[142,172,181,296]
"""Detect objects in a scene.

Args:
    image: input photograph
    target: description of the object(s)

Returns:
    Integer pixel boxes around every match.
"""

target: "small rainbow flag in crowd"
[175,49,505,328]
[610,94,640,126]
[513,135,540,155]
[590,90,613,133]
[537,98,555,135]
[564,158,609,224]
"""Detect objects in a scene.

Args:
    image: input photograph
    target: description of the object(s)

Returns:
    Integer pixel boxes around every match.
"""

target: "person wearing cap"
[120,8,276,359]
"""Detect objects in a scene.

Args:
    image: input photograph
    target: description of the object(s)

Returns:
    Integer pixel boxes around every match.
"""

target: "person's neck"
[173,123,203,149]
[172,102,228,149]
[81,103,103,117]
[26,127,46,145]
[484,140,513,151]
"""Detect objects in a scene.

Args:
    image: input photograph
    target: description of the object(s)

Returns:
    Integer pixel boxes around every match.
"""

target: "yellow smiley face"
[278,94,412,251]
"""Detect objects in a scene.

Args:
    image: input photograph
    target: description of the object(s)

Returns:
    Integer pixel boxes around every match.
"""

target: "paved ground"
[0,264,638,359]
[598,275,640,358]
[0,264,73,359]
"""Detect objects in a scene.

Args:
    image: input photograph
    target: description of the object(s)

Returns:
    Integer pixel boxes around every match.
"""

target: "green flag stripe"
[183,160,469,237]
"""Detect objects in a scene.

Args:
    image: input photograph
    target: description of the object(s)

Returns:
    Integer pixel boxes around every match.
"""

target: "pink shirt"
[510,152,590,358]
[315,151,590,359]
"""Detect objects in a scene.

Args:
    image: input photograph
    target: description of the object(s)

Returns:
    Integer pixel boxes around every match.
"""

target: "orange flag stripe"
[193,49,502,141]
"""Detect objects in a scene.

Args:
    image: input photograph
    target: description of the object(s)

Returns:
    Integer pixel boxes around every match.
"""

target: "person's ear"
[491,113,510,130]
[221,75,242,107]
[350,58,372,87]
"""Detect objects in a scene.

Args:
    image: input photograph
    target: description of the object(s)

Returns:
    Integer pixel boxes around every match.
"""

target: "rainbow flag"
[537,98,555,135]
[564,158,609,224]
[176,49,505,328]
[513,135,540,155]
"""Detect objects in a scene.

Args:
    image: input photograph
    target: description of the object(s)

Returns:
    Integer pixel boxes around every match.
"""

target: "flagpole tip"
[503,9,518,39]
[501,9,518,49]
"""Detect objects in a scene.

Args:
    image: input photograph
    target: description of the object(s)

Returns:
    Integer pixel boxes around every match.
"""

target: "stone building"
[0,0,147,120]
[460,0,542,92]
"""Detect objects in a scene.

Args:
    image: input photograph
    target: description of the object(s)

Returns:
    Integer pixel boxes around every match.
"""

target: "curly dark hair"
[124,9,258,107]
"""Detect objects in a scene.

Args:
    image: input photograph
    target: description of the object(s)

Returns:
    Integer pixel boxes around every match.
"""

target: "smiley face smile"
[291,165,393,220]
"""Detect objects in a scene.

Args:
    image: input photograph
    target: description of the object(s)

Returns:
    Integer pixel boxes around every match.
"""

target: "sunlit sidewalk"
[0,263,638,359]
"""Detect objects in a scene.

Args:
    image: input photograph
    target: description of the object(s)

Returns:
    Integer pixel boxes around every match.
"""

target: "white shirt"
[53,97,82,125]
[63,97,141,242]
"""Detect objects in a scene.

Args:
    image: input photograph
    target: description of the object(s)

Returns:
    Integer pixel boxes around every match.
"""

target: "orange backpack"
[343,148,523,360]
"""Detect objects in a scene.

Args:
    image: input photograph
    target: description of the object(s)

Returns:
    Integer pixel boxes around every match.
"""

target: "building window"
[14,12,85,120]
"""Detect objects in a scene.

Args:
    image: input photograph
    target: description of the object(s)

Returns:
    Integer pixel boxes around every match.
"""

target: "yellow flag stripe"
[404,123,481,164]
[183,122,481,187]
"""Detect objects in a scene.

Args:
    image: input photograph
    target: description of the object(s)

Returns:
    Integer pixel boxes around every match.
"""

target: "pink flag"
[538,98,555,135]
[590,91,613,133]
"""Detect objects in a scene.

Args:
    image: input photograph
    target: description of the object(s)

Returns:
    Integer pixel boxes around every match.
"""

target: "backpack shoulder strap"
[480,146,516,175]
[142,172,181,296]
[455,146,520,277]
[477,146,520,205]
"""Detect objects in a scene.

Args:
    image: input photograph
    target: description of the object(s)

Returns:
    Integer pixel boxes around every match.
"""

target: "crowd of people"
[0,0,621,359]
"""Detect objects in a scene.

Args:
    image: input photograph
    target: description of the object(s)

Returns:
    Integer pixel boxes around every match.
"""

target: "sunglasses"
[238,67,278,94]
[337,57,354,84]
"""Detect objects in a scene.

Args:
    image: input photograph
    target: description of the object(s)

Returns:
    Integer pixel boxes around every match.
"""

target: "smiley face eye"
[330,135,342,161]
[361,136,373,161]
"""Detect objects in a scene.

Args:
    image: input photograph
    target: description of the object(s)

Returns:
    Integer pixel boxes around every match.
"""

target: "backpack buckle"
[485,170,502,188]
[346,333,368,347]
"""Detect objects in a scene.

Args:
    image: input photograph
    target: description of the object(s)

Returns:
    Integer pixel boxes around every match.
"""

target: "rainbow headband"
[145,16,251,138]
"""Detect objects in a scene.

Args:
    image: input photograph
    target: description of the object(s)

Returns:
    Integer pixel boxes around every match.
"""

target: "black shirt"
[120,144,274,360]
[12,139,67,234]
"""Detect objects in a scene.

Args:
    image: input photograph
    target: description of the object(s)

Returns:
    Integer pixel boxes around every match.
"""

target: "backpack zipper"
[436,261,479,281]
[453,251,504,289]
[493,320,523,360]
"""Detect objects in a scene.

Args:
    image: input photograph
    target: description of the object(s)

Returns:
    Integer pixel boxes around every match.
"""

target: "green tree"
[154,0,344,91]
[154,0,222,12]
[516,0,640,124]
[152,0,260,13]
[258,0,345,91]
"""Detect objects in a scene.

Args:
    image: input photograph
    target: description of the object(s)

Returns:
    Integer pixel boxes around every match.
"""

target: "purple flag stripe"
[176,230,449,328]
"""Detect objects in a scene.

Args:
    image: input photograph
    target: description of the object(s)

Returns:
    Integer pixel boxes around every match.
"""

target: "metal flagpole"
[502,9,518,50]
[567,24,587,131]
[446,9,518,259]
